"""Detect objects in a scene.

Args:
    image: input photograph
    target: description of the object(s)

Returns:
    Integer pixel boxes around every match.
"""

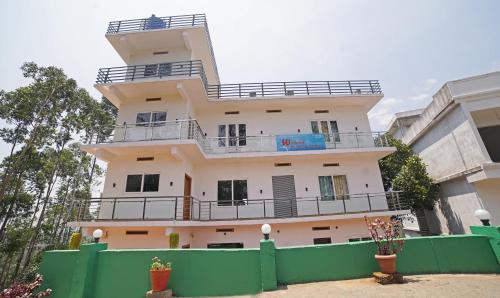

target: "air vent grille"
[137,157,154,161]
[274,162,292,167]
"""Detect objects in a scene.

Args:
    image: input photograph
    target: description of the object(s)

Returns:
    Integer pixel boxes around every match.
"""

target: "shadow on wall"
[426,177,483,235]
[439,196,465,234]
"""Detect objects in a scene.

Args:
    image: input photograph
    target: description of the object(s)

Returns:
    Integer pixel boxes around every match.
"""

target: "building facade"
[388,71,500,235]
[72,14,408,248]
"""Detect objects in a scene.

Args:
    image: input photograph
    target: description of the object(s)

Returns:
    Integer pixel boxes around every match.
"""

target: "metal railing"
[106,14,207,34]
[207,80,382,99]
[89,120,391,152]
[202,132,390,154]
[89,119,205,145]
[96,60,207,86]
[76,192,407,222]
[95,65,381,98]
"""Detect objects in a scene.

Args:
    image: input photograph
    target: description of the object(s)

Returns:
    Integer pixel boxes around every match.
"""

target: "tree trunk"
[23,173,58,270]
[0,201,15,241]
[0,254,13,288]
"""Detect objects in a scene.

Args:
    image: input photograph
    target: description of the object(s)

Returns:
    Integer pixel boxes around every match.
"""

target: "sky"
[1,0,500,160]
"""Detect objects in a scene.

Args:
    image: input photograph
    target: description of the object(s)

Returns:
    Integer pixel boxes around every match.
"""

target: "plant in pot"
[150,257,172,292]
[169,233,179,249]
[364,216,405,274]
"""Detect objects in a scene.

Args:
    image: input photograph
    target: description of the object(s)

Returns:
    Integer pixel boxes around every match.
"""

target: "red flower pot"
[150,269,171,292]
[375,254,397,274]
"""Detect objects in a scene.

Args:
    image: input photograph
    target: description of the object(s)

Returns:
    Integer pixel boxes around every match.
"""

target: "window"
[125,175,142,192]
[311,120,340,142]
[143,174,160,192]
[318,175,349,200]
[125,174,160,192]
[158,63,172,76]
[136,112,167,126]
[218,124,246,147]
[313,237,332,245]
[217,180,248,206]
[144,64,157,76]
[319,176,334,200]
[136,112,151,126]
[144,63,172,77]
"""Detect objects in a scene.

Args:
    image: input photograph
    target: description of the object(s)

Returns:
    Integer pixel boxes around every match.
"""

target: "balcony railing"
[96,60,207,86]
[88,120,391,153]
[203,132,390,153]
[88,119,205,145]
[106,14,207,34]
[95,64,381,99]
[76,192,407,222]
[207,81,382,99]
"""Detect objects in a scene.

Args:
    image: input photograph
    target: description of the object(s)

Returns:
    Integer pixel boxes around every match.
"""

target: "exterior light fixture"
[93,229,104,243]
[474,209,491,226]
[261,224,271,240]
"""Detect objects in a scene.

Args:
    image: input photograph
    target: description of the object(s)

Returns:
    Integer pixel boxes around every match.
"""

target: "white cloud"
[378,97,401,106]
[423,78,438,91]
[410,93,429,101]
[368,107,395,129]
[424,78,438,85]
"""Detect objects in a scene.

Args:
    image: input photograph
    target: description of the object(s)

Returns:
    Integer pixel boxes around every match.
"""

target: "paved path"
[235,274,500,298]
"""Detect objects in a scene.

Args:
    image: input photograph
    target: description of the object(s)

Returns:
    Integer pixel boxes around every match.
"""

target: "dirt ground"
[234,274,500,298]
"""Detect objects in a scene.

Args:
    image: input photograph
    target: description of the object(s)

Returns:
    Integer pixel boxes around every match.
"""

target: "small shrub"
[150,257,171,271]
[0,274,51,298]
[364,216,405,255]
[68,232,82,250]
[169,233,179,249]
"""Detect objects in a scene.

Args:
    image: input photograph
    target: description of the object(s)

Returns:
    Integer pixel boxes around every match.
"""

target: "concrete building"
[70,14,408,248]
[388,71,500,235]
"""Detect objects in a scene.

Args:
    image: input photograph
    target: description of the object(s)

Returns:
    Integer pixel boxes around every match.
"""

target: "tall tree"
[379,135,440,235]
[378,136,413,191]
[393,155,440,212]
[0,62,118,287]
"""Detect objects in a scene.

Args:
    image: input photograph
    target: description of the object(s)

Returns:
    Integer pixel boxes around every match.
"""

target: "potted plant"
[169,233,179,249]
[150,257,172,292]
[364,217,405,274]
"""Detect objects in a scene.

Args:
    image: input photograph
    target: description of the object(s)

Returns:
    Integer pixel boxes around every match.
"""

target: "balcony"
[76,192,407,222]
[86,120,392,157]
[96,60,207,85]
[88,120,204,144]
[106,14,207,34]
[104,14,220,85]
[207,80,382,99]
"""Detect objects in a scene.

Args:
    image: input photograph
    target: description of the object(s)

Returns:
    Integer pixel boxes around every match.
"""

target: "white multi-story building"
[73,14,408,249]
[388,71,500,235]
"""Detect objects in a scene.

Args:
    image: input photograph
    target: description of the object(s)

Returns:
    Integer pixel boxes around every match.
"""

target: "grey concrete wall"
[475,178,500,226]
[425,176,483,235]
[411,105,488,181]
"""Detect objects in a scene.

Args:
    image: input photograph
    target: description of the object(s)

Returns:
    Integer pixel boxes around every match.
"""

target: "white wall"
[99,152,387,220]
[117,94,190,124]
[127,47,191,66]
[86,217,383,249]
[197,105,372,138]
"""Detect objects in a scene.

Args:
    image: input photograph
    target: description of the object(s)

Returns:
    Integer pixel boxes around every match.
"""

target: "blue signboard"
[276,134,326,151]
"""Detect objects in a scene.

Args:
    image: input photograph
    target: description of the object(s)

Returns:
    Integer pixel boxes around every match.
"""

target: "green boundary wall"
[40,226,500,297]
